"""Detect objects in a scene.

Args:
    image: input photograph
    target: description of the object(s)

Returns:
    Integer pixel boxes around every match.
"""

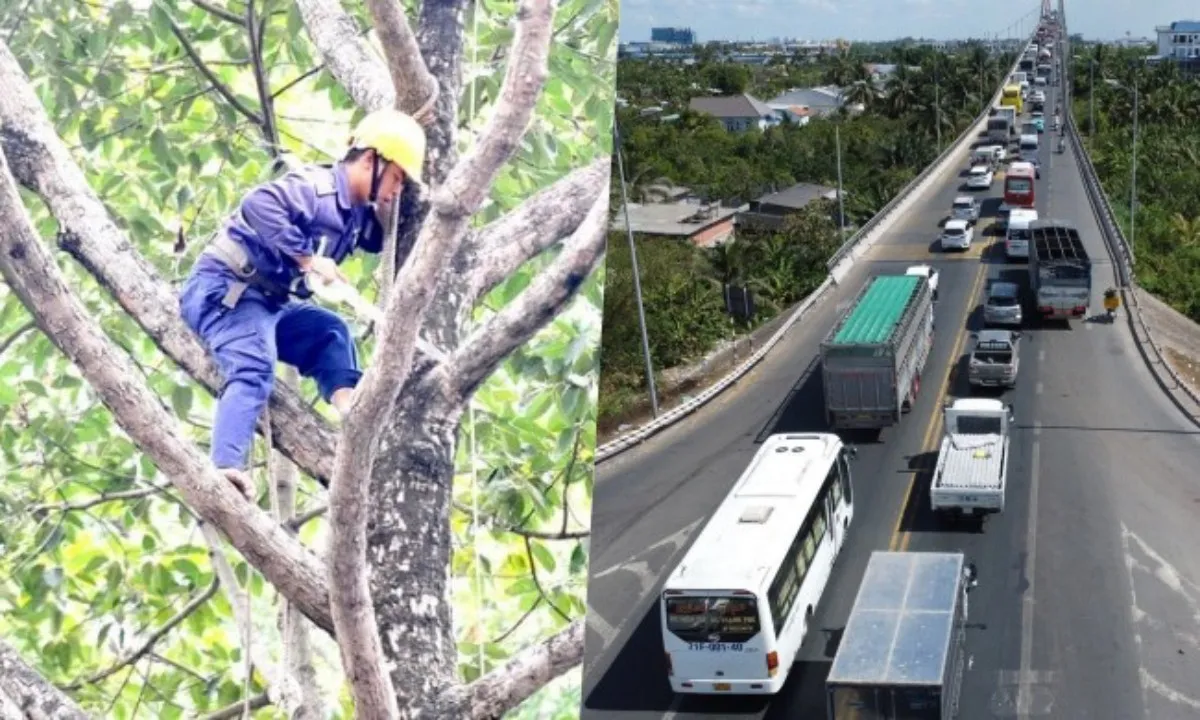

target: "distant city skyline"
[619,0,1198,44]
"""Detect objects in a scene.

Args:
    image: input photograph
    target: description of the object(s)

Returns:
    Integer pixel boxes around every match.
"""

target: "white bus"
[660,433,856,695]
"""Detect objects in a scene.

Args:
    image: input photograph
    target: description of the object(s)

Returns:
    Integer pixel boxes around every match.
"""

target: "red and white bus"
[1003,162,1036,211]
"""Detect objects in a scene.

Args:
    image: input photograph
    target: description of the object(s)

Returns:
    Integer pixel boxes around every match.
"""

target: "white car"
[1031,90,1046,103]
[950,195,981,224]
[906,264,941,301]
[967,165,994,189]
[940,219,974,251]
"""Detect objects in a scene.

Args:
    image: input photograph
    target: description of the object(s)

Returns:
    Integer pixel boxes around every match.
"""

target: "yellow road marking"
[888,260,989,552]
[870,218,998,262]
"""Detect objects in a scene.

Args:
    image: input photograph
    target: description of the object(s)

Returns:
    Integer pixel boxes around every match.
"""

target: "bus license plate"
[713,683,731,692]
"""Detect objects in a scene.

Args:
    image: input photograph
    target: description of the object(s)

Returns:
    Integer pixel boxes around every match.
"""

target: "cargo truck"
[1029,220,1092,321]
[930,398,1014,517]
[825,551,977,720]
[820,274,934,430]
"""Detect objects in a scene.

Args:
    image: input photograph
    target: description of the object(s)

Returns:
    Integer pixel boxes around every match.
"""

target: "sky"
[617,0,1200,44]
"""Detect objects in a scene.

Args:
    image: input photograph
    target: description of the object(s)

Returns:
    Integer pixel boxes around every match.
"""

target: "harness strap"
[202,232,296,308]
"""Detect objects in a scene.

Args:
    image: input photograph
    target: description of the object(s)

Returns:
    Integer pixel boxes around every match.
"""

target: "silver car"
[950,195,980,224]
[983,281,1023,327]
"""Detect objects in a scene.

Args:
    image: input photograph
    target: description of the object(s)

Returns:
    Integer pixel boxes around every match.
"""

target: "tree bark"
[0,146,337,637]
[0,640,90,720]
[0,43,340,489]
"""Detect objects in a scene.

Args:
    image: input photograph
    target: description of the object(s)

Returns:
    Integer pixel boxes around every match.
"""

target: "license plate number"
[686,642,744,652]
[714,683,732,691]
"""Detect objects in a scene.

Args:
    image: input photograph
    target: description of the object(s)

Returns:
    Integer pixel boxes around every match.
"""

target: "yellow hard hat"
[349,108,426,184]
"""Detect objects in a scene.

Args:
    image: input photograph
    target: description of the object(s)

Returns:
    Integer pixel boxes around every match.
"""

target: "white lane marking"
[1016,429,1042,718]
[586,517,705,662]
[1039,349,1046,362]
[662,695,683,719]
[1036,381,1044,396]
[1121,523,1200,711]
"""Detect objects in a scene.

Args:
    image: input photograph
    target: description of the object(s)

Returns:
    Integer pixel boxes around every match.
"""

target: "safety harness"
[202,230,311,309]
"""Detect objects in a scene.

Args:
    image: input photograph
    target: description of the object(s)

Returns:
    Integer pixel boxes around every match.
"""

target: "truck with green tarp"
[820,274,935,430]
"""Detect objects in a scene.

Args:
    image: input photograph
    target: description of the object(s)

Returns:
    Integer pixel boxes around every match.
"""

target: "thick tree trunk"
[0,640,90,720]
[367,370,464,715]
[0,43,338,488]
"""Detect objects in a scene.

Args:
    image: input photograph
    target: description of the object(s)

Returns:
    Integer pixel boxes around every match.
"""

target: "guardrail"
[1062,33,1200,418]
[595,41,1035,464]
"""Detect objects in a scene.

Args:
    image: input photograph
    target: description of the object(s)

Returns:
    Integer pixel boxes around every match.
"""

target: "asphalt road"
[582,78,1200,720]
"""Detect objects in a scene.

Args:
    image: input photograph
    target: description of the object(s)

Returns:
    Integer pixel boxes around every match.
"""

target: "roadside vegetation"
[601,44,1018,429]
[1069,46,1200,321]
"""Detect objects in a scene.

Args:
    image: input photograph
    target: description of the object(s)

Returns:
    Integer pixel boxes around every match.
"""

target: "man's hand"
[296,254,348,286]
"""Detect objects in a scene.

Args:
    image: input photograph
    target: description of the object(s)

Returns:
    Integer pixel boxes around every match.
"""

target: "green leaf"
[170,385,193,419]
[530,541,556,573]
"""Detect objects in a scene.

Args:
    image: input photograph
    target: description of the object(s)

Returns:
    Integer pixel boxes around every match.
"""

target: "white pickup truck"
[930,399,1014,517]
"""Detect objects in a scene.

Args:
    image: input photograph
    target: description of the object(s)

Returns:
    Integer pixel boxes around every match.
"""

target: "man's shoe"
[219,468,255,501]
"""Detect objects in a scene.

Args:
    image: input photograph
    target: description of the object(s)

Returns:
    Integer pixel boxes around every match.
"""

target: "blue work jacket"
[191,162,384,301]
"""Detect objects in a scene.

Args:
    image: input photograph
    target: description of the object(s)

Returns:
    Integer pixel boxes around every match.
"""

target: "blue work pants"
[180,276,361,470]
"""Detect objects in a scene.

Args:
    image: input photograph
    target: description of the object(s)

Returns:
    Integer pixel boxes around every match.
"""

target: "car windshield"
[945,227,964,236]
[971,168,987,176]
[954,200,973,209]
[989,295,1020,307]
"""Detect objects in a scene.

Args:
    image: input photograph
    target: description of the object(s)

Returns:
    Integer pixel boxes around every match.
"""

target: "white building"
[1155,20,1200,60]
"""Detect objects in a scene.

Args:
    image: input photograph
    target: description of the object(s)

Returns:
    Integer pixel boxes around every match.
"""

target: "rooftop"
[827,552,965,687]
[832,275,922,345]
[754,182,838,210]
[609,201,739,237]
[1159,20,1200,33]
[688,93,773,119]
[664,434,844,593]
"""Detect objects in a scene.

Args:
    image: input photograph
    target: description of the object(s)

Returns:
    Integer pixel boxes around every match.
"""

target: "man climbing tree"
[180,109,426,499]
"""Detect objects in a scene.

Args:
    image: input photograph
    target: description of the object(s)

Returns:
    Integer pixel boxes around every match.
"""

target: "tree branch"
[198,692,271,720]
[293,0,395,112]
[365,0,437,116]
[447,188,607,402]
[165,15,264,126]
[0,41,340,488]
[0,318,36,358]
[325,1,558,714]
[0,147,336,637]
[507,527,589,541]
[190,0,245,25]
[0,639,90,720]
[464,159,609,306]
[450,619,585,720]
[67,580,219,690]
[31,482,172,514]
[244,0,280,157]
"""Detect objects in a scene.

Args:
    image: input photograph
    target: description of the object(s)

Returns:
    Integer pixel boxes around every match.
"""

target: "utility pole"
[1129,82,1139,250]
[1089,59,1095,136]
[613,123,660,417]
[934,64,941,151]
[835,124,846,240]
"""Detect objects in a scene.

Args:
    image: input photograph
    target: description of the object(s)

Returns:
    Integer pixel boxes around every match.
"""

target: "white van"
[1019,134,1039,164]
[1006,209,1038,259]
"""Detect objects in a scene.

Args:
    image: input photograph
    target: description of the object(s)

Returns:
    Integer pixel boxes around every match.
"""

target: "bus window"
[830,470,844,506]
[802,531,817,563]
[838,452,853,505]
[664,596,761,644]
[813,507,828,541]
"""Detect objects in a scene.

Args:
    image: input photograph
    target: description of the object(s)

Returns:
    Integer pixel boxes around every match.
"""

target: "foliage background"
[600,44,1017,427]
[1069,45,1200,321]
[0,0,616,716]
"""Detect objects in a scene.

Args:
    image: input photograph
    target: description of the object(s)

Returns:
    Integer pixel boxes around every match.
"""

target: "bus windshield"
[1007,178,1033,193]
[664,595,761,644]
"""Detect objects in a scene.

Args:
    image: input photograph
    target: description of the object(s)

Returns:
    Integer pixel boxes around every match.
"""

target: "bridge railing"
[596,39,1037,463]
[1062,27,1200,417]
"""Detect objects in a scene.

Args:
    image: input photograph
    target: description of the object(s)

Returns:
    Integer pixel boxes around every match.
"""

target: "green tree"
[0,0,616,716]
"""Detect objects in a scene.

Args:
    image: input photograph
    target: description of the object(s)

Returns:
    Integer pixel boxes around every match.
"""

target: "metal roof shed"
[825,551,968,720]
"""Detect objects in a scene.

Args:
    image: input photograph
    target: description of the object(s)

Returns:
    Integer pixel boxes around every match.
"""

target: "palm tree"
[1171,214,1200,248]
